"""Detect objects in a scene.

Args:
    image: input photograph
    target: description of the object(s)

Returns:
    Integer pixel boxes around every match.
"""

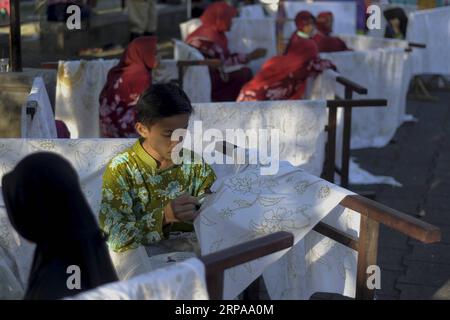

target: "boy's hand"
[164,193,200,224]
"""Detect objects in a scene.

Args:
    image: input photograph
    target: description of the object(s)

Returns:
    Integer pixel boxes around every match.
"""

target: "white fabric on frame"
[239,4,266,18]
[406,6,450,76]
[180,18,202,41]
[282,1,357,40]
[226,18,277,74]
[189,100,328,178]
[152,59,178,84]
[21,77,57,139]
[195,162,358,299]
[67,258,209,300]
[321,48,410,149]
[54,58,193,138]
[55,59,119,138]
[337,34,409,50]
[173,40,212,103]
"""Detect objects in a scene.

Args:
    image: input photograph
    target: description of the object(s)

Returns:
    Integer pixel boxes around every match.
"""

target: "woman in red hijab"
[99,36,158,138]
[312,12,349,53]
[237,11,335,101]
[185,2,266,102]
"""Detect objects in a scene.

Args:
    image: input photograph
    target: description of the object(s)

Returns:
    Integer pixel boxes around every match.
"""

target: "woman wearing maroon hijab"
[99,36,158,138]
[237,11,334,101]
[312,12,349,53]
[284,11,316,56]
[186,1,266,102]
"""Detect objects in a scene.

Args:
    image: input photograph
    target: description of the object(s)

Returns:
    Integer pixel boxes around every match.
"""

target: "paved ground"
[352,88,450,300]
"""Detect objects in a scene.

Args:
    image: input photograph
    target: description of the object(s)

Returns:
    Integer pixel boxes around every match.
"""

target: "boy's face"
[136,113,190,161]
[302,19,315,35]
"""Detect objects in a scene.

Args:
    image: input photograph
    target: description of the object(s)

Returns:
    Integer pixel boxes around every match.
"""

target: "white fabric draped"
[406,6,450,76]
[54,57,207,138]
[195,162,359,299]
[152,59,178,84]
[21,77,57,139]
[180,18,202,41]
[227,18,277,74]
[338,34,409,50]
[55,59,119,138]
[239,4,266,19]
[189,100,328,178]
[173,40,212,103]
[321,48,410,150]
[67,258,209,300]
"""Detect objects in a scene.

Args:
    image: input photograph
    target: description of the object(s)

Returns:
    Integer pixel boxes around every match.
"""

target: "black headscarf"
[384,7,408,39]
[2,152,118,300]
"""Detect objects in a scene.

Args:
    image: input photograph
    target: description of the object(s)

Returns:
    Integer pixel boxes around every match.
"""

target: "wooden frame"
[8,0,21,71]
[196,192,440,300]
[200,231,294,299]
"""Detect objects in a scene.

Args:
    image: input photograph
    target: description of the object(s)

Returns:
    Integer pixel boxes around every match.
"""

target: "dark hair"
[136,83,193,125]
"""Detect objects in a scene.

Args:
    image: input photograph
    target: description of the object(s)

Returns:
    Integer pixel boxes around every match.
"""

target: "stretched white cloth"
[227,18,277,74]
[337,34,409,50]
[189,100,328,178]
[195,162,358,299]
[173,40,212,103]
[0,193,35,300]
[303,70,401,186]
[282,1,357,40]
[322,48,409,149]
[21,77,57,139]
[239,4,266,18]
[180,18,202,41]
[152,59,178,84]
[406,6,450,76]
[54,58,191,138]
[55,59,119,138]
[67,258,208,300]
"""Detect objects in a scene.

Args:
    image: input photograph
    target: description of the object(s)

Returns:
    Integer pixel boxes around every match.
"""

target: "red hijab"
[295,10,315,32]
[100,36,157,104]
[186,2,237,53]
[239,40,320,100]
[312,11,349,52]
[316,11,333,35]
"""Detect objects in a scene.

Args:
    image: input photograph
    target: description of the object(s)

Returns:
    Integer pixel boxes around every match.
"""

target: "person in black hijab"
[1,152,118,300]
[384,7,408,40]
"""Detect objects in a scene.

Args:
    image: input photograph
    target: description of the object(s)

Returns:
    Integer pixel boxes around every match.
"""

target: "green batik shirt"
[99,139,216,252]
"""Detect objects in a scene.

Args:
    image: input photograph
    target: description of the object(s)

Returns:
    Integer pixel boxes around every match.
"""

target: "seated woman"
[99,36,158,138]
[185,1,266,102]
[99,84,216,276]
[2,152,117,300]
[237,11,335,101]
[312,12,350,53]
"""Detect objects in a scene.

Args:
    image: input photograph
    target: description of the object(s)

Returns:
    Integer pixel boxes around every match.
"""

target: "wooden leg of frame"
[205,270,224,300]
[356,215,380,300]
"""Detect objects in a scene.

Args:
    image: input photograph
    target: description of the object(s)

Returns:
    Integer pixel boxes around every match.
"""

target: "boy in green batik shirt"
[99,84,216,253]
